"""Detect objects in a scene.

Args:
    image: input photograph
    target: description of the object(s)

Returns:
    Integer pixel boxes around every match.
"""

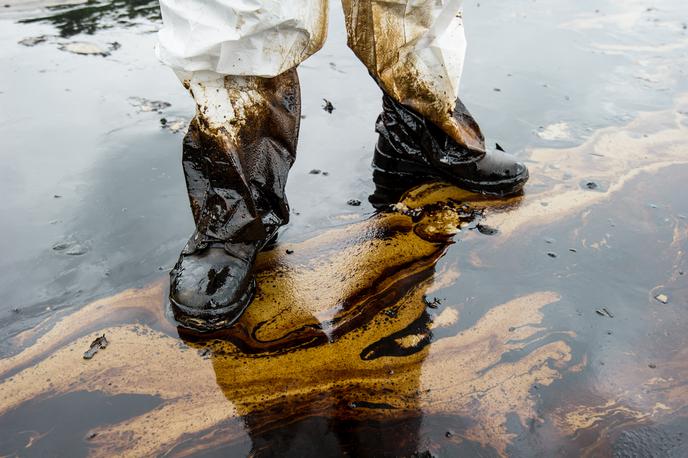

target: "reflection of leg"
[342,0,529,197]
[157,0,329,330]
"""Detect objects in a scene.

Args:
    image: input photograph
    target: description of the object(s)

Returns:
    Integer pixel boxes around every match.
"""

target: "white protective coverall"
[156,0,482,151]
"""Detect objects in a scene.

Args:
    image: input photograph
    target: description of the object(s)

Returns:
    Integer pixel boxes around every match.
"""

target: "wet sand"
[1,0,688,456]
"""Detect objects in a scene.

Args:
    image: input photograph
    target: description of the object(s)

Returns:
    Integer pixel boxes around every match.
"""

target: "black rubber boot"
[170,69,300,331]
[372,94,529,201]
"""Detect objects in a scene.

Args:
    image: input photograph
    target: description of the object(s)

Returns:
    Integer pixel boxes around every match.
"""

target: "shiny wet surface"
[1,0,688,456]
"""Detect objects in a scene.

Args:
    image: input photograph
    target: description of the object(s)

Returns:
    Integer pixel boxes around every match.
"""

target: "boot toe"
[170,247,255,330]
[460,150,529,196]
[475,150,527,180]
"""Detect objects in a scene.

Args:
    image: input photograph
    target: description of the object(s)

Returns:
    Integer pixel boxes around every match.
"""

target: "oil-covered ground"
[1,0,688,456]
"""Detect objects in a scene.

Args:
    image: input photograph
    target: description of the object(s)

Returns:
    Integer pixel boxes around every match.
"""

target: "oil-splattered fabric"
[157,0,328,78]
[157,0,482,151]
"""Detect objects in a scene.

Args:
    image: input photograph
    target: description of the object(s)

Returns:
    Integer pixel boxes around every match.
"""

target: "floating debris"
[285,249,294,255]
[160,117,187,133]
[476,224,498,236]
[309,169,321,175]
[495,143,505,152]
[424,297,442,309]
[59,41,114,57]
[52,241,71,251]
[65,244,88,256]
[655,294,669,304]
[52,240,88,255]
[580,179,609,192]
[648,363,657,369]
[537,122,572,141]
[83,334,108,360]
[347,199,361,206]
[129,97,172,113]
[547,252,557,258]
[384,309,398,318]
[19,35,49,47]
[595,308,614,318]
[322,99,334,113]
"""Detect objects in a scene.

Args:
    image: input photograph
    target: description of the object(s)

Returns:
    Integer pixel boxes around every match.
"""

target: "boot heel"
[369,161,433,208]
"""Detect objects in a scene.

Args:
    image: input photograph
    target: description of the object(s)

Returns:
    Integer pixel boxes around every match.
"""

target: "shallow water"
[0,0,688,456]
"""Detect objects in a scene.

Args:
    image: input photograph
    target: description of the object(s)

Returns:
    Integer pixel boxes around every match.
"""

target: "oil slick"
[1,96,688,454]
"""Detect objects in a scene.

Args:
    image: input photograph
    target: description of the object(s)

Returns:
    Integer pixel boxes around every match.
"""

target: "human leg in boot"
[342,0,529,198]
[156,0,327,330]
[169,71,301,331]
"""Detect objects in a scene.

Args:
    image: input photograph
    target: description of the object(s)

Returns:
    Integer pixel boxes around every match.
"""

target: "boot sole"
[170,278,256,332]
[372,144,528,198]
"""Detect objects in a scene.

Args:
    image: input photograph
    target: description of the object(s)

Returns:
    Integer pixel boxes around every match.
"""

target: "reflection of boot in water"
[371,94,529,205]
[200,306,431,457]
[169,70,301,331]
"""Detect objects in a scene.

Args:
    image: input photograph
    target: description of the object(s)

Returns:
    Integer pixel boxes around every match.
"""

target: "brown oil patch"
[486,94,688,238]
[0,186,569,456]
[2,97,688,455]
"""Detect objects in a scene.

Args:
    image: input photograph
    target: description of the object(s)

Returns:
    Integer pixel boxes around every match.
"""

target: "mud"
[1,0,688,456]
